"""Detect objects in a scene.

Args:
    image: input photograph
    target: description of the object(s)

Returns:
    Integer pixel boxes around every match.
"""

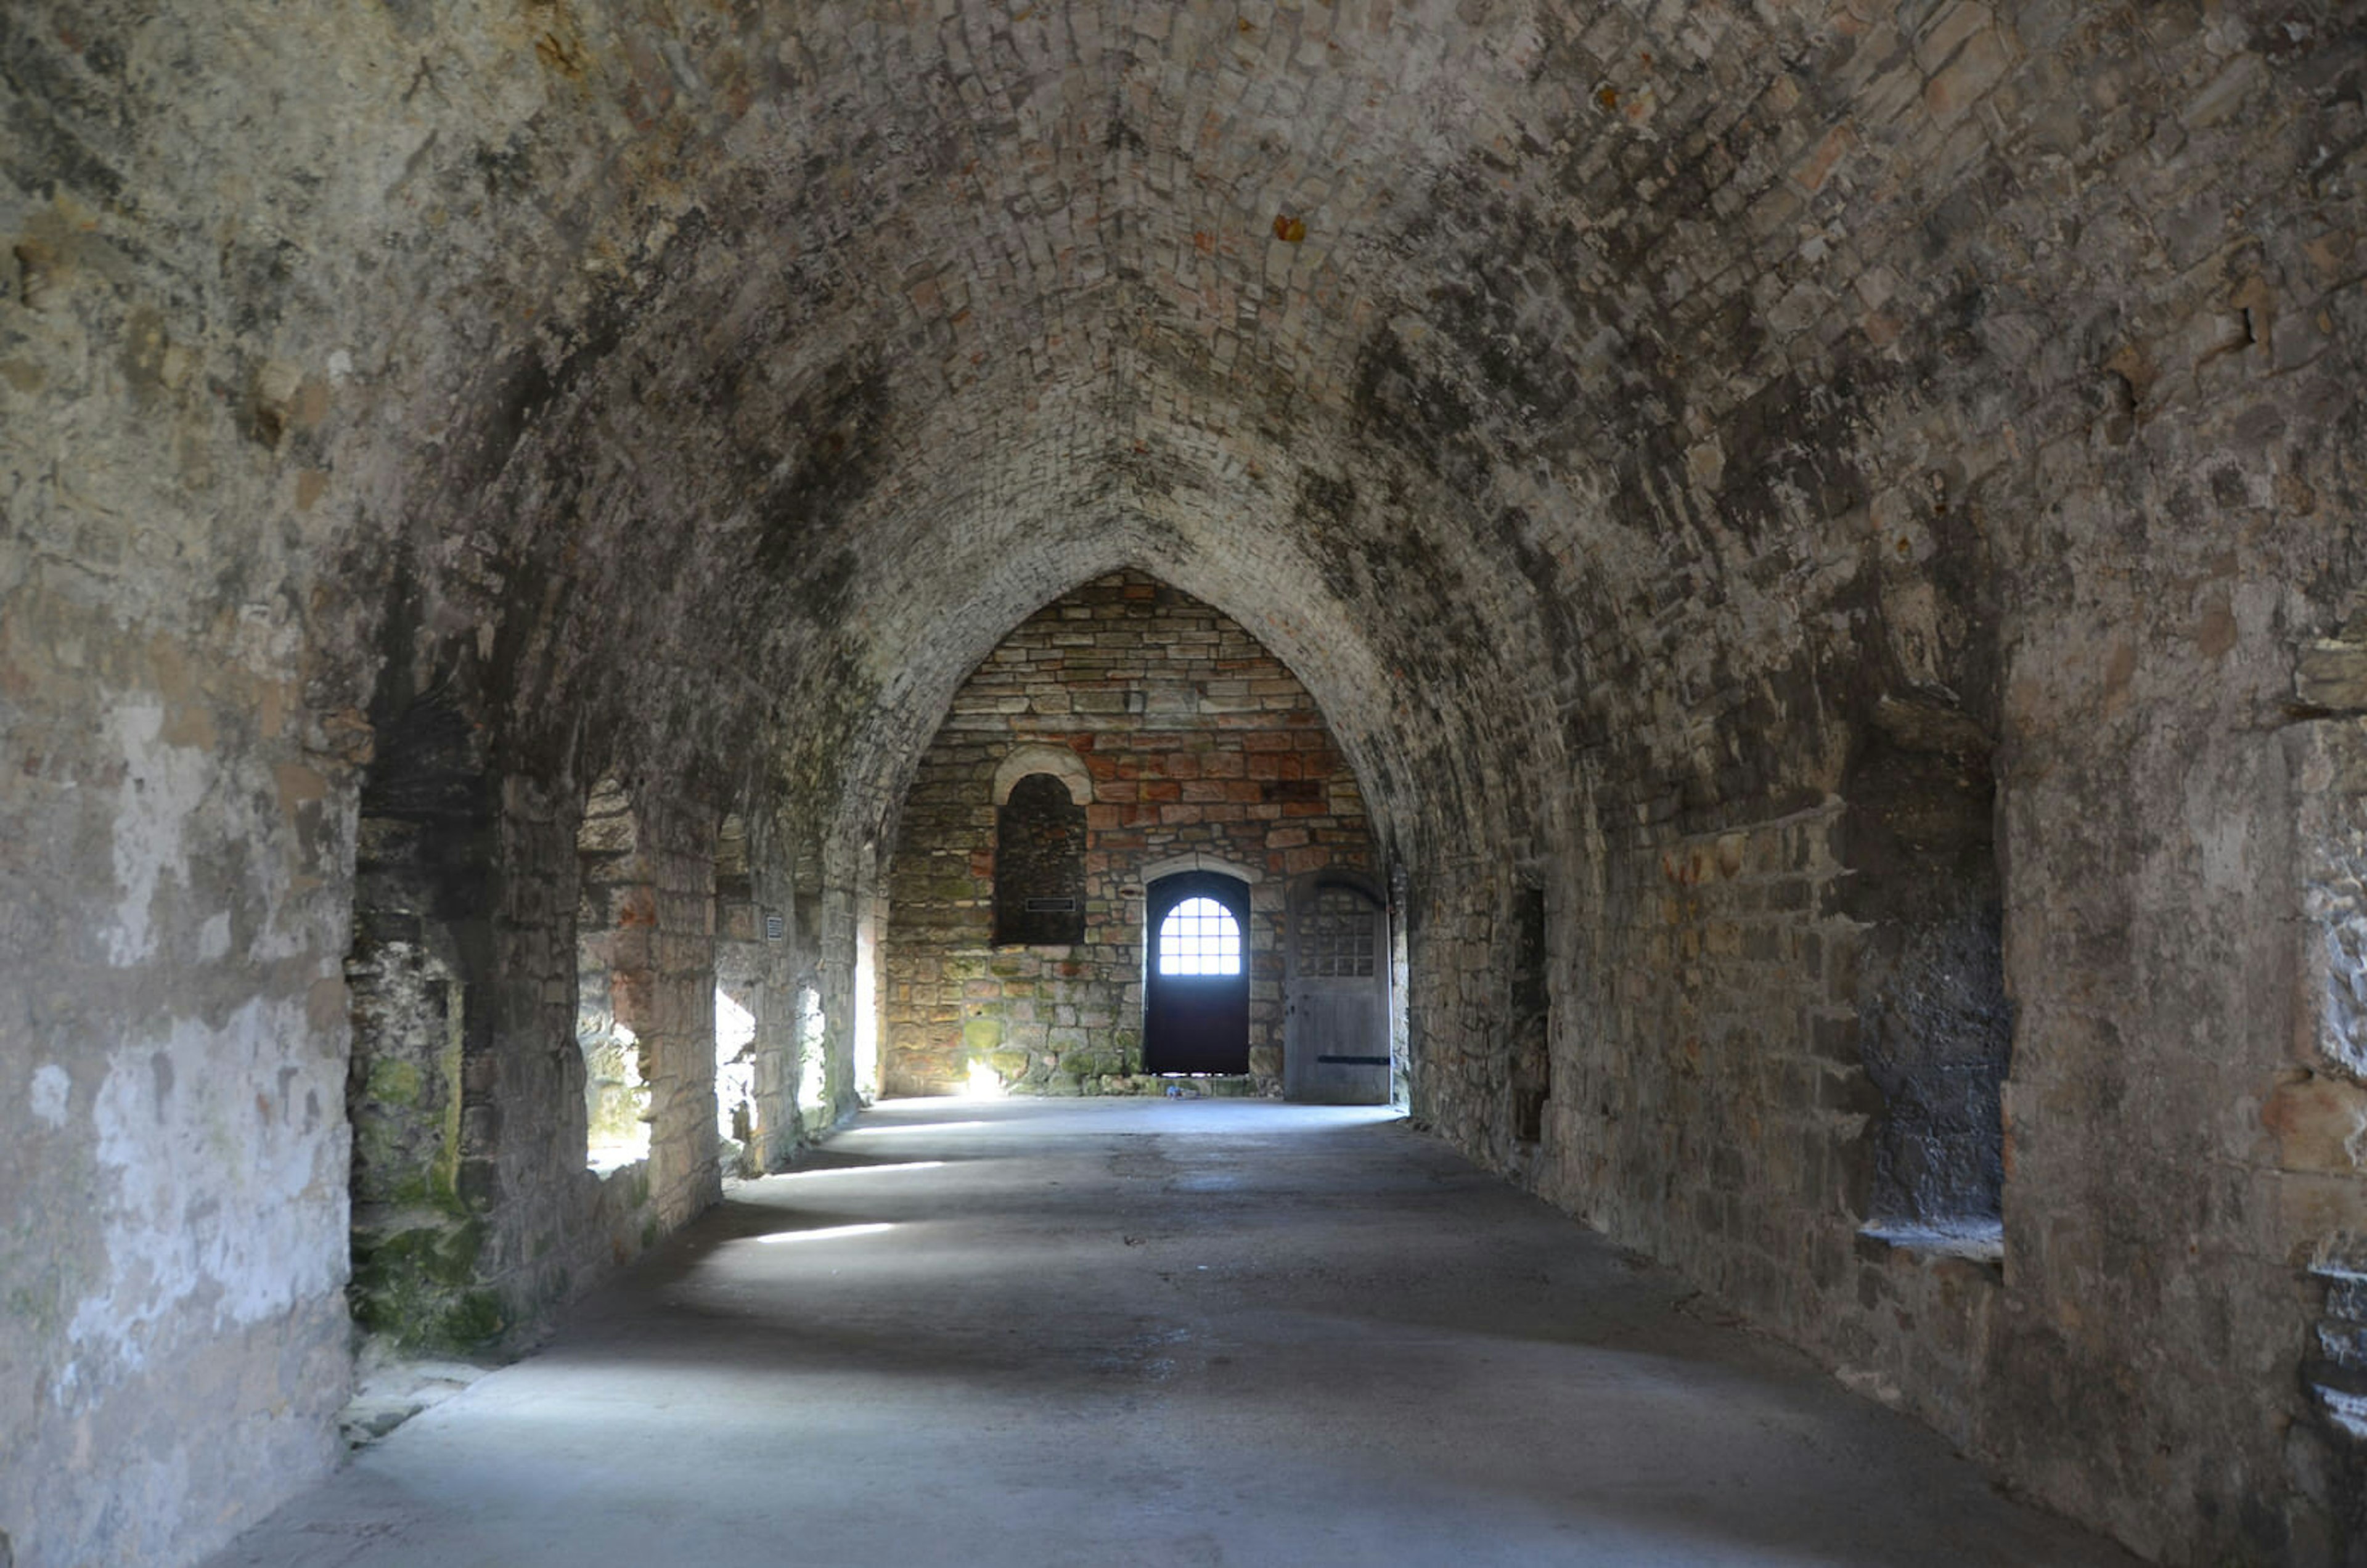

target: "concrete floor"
[210,1100,2135,1567]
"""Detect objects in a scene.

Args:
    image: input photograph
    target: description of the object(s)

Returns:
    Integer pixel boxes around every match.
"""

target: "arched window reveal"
[994,772,1087,945]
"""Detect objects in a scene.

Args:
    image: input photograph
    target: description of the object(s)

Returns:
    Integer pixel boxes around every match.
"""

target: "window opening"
[716,986,757,1144]
[796,984,828,1129]
[1158,897,1242,976]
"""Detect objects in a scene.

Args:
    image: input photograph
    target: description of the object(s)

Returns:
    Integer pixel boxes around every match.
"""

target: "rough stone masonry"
[1,2,2363,1566]
[883,570,1375,1096]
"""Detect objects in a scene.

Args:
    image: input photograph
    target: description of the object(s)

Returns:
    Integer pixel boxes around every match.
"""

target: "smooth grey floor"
[210,1100,2134,1567]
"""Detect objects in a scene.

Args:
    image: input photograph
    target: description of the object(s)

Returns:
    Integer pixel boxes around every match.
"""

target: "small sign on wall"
[765,912,786,942]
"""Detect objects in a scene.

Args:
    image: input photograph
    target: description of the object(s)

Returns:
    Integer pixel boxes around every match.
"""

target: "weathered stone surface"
[2,0,2363,1564]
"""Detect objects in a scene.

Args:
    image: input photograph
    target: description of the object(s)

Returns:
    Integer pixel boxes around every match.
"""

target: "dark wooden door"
[1143,872,1250,1074]
[1284,873,1391,1105]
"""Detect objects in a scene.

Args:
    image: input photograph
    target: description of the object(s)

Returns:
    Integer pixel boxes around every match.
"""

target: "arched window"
[1157,896,1242,976]
[994,772,1085,945]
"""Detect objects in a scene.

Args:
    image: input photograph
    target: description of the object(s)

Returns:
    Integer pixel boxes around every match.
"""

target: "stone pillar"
[631,794,723,1228]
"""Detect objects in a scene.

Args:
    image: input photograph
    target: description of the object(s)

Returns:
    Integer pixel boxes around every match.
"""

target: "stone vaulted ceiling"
[29,1,2354,867]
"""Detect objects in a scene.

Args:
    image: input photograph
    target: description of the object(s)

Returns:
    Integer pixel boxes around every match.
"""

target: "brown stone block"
[610,972,655,1024]
[2263,1070,2367,1174]
[2297,640,2367,712]
[2275,1170,2367,1241]
[605,928,653,970]
[1923,27,2014,120]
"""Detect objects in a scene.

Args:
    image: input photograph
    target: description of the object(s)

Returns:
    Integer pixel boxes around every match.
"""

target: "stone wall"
[884,573,1375,1096]
[714,811,811,1175]
[342,710,804,1355]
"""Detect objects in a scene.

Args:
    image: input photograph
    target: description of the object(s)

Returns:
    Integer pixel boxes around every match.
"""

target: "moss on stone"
[348,1214,494,1351]
[366,1058,423,1107]
[436,1291,507,1349]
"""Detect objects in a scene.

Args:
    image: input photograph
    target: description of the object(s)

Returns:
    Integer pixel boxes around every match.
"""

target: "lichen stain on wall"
[60,998,346,1400]
[102,701,211,969]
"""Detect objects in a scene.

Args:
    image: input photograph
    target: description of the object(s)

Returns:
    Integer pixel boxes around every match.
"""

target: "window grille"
[1295,886,1377,978]
[1158,897,1242,976]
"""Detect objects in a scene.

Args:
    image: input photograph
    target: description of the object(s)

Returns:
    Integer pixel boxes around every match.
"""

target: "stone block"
[2263,1072,2367,1174]
[2297,641,2367,712]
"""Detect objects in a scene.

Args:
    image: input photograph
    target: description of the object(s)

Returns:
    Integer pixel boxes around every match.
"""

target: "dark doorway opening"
[1143,871,1251,1074]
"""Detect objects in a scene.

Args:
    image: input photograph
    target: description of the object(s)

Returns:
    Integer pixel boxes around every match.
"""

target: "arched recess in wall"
[1843,701,2008,1256]
[576,777,651,1174]
[993,746,1092,947]
[340,658,497,1350]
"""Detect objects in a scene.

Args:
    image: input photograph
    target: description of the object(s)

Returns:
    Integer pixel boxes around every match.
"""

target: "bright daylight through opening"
[1157,897,1241,976]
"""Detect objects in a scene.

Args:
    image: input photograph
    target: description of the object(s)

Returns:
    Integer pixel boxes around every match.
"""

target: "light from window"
[1159,897,1242,976]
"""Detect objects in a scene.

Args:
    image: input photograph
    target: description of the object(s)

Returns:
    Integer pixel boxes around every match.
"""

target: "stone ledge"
[1856,1219,2005,1268]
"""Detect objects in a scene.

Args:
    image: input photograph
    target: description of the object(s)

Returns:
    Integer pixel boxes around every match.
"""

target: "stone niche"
[883,572,1376,1095]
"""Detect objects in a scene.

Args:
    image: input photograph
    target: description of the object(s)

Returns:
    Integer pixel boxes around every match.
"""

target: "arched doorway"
[1283,872,1392,1105]
[1143,871,1251,1074]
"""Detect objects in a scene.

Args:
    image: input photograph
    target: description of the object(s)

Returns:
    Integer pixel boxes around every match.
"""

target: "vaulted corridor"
[208,1101,2130,1568]
[9,3,2366,1563]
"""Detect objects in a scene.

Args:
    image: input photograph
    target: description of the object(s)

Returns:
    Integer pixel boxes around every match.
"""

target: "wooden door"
[1284,873,1391,1105]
